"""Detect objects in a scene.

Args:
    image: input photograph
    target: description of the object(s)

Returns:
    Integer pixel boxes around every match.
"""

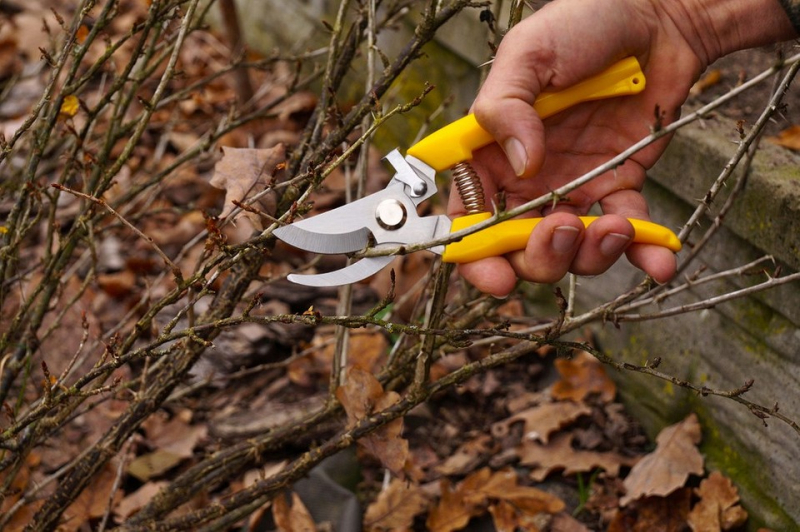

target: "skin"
[451,0,797,297]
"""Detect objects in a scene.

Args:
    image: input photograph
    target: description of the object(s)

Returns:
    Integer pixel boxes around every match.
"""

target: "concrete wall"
[579,116,800,529]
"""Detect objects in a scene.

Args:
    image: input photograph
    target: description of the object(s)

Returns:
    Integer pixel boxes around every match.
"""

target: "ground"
[0,2,795,530]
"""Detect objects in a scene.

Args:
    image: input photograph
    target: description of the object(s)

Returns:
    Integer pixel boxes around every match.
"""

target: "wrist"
[658,0,797,66]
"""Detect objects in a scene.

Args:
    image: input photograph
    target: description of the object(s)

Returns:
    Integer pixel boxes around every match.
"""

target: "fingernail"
[552,226,580,253]
[503,137,527,176]
[600,233,631,257]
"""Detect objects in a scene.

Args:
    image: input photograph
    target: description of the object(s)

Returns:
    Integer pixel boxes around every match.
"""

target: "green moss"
[688,398,799,531]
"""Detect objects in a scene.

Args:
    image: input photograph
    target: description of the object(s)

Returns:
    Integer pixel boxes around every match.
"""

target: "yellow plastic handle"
[441,212,681,263]
[406,57,646,171]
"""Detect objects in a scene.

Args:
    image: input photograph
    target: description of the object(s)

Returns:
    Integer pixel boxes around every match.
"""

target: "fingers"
[457,210,678,293]
[458,257,518,298]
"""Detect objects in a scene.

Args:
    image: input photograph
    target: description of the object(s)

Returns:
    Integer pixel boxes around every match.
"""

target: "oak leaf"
[436,433,494,476]
[142,411,207,459]
[273,491,316,532]
[492,401,592,444]
[115,481,170,520]
[210,144,285,229]
[62,463,123,531]
[609,488,692,532]
[551,351,616,403]
[687,471,748,532]
[427,467,565,532]
[127,449,184,483]
[364,478,429,531]
[519,432,638,482]
[335,367,409,477]
[620,414,703,506]
[427,477,477,532]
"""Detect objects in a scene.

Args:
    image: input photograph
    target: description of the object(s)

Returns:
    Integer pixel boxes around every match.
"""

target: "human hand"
[451,0,796,297]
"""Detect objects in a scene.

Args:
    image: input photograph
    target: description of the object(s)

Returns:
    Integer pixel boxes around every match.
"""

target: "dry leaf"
[488,500,518,532]
[115,481,169,520]
[97,269,137,299]
[273,491,315,532]
[427,478,477,532]
[477,467,564,514]
[519,431,638,482]
[688,471,748,532]
[609,489,692,532]
[62,463,123,531]
[690,69,723,96]
[210,144,285,229]
[0,452,44,531]
[492,401,592,444]
[427,468,564,532]
[289,330,388,386]
[335,367,409,477]
[551,351,616,403]
[142,412,207,459]
[436,433,493,476]
[767,124,800,151]
[550,511,592,532]
[364,478,429,531]
[620,414,703,506]
[127,449,184,482]
[59,94,79,118]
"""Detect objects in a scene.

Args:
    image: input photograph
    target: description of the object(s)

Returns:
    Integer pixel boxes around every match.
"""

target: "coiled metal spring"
[452,162,485,214]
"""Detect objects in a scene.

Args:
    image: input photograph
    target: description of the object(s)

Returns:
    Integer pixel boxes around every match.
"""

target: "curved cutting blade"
[274,224,370,254]
[287,256,394,287]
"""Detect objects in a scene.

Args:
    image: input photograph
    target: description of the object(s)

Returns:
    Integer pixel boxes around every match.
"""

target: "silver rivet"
[376,199,407,230]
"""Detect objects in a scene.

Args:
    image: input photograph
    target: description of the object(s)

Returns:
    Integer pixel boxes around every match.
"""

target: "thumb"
[472,25,553,177]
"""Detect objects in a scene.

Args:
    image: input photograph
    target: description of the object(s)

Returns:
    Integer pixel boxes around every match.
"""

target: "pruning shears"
[275,57,681,287]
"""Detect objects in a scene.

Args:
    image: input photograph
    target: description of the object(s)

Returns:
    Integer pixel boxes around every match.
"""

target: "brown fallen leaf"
[518,431,638,482]
[620,413,704,506]
[62,463,124,532]
[688,471,748,532]
[0,452,44,531]
[551,351,616,403]
[363,478,429,531]
[209,144,286,229]
[492,400,592,444]
[609,488,693,532]
[336,367,409,477]
[476,467,564,514]
[427,477,477,532]
[427,467,565,532]
[273,491,315,532]
[142,410,207,459]
[115,481,170,521]
[127,448,184,483]
[436,433,494,476]
[690,69,723,96]
[767,124,800,151]
[550,511,592,532]
[288,330,388,387]
[488,499,518,532]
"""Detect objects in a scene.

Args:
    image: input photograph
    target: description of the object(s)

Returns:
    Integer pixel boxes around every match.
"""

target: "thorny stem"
[0,0,798,529]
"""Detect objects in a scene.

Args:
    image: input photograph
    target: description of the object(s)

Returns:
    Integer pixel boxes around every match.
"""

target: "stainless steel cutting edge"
[274,151,441,255]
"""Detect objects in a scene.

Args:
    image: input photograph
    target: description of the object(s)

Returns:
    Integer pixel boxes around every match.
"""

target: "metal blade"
[274,224,370,254]
[287,256,394,287]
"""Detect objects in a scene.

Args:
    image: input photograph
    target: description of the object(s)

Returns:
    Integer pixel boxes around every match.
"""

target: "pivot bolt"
[376,199,407,230]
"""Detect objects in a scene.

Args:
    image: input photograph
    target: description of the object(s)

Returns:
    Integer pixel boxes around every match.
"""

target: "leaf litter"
[0,1,774,530]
